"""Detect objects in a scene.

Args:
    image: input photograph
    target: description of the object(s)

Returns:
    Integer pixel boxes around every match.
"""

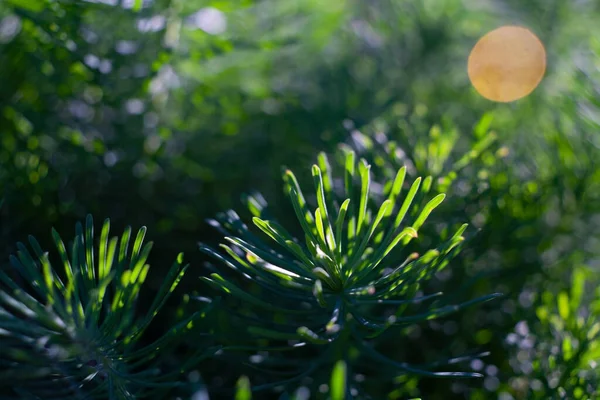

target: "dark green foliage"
[2,0,600,399]
[0,215,207,399]
[199,150,500,396]
[338,110,504,239]
[503,266,600,399]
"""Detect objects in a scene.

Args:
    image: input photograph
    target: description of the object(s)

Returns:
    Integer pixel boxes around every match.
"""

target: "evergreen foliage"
[0,216,207,399]
[200,150,501,396]
[1,0,600,399]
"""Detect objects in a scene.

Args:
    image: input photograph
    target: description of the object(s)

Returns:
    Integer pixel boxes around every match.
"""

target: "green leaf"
[201,274,310,315]
[10,250,45,300]
[297,326,332,344]
[313,280,327,307]
[287,183,319,245]
[317,152,334,202]
[313,165,336,253]
[343,149,356,201]
[334,199,350,259]
[130,256,188,340]
[314,208,330,253]
[98,218,111,283]
[391,293,503,325]
[570,267,586,312]
[562,336,573,361]
[356,159,371,238]
[330,360,347,400]
[356,339,483,378]
[411,193,446,232]
[116,225,132,277]
[7,0,45,12]
[40,253,55,306]
[393,177,421,229]
[344,151,357,242]
[235,376,252,400]
[558,291,570,320]
[132,0,143,12]
[51,229,76,301]
[375,227,417,266]
[223,237,311,277]
[474,111,494,138]
[385,166,407,215]
[536,306,549,323]
[85,215,96,284]
[130,225,147,267]
[347,199,392,272]
[251,218,316,272]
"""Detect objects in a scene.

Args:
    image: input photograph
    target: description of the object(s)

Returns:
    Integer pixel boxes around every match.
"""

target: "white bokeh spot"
[187,8,227,35]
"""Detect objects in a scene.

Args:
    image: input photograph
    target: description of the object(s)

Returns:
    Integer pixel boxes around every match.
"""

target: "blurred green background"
[1,0,600,399]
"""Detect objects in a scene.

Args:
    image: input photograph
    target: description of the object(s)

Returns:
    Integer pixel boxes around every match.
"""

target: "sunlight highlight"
[468,26,546,103]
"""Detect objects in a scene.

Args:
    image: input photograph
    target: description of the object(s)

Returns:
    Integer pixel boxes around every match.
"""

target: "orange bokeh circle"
[468,26,546,102]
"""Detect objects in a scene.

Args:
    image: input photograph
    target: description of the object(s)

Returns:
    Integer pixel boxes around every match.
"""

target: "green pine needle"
[200,149,501,387]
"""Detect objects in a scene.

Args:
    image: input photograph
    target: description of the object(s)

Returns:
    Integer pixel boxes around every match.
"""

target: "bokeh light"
[468,26,546,102]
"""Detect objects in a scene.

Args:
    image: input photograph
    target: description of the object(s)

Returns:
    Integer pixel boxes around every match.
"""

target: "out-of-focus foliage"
[2,0,600,398]
[1,0,599,245]
[502,266,600,399]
